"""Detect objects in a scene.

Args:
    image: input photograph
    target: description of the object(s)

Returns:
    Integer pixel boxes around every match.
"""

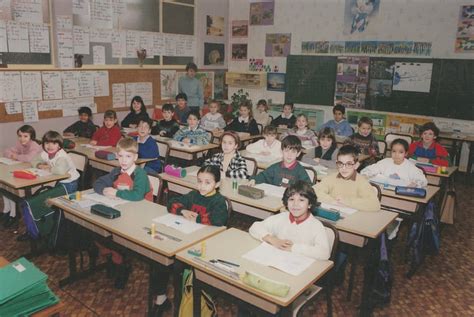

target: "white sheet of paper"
[393,62,433,93]
[57,31,74,68]
[153,33,165,56]
[38,100,62,111]
[0,20,7,52]
[5,102,22,114]
[62,71,79,99]
[83,192,127,207]
[56,15,73,31]
[93,45,106,65]
[125,30,140,57]
[153,213,206,234]
[28,23,49,53]
[164,33,177,56]
[26,167,51,177]
[242,242,315,276]
[111,30,126,58]
[3,71,22,102]
[73,0,90,15]
[245,152,280,163]
[113,0,126,15]
[112,83,125,108]
[78,71,95,97]
[73,26,90,54]
[41,71,62,100]
[80,144,110,150]
[7,21,29,52]
[90,0,113,29]
[0,157,21,165]
[125,82,152,106]
[22,101,39,122]
[90,28,112,43]
[12,0,42,23]
[139,31,154,58]
[94,70,109,97]
[254,183,286,198]
[320,202,358,216]
[21,71,42,101]
[63,97,95,117]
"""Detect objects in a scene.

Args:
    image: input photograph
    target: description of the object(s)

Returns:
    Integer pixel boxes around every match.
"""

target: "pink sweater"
[4,140,42,162]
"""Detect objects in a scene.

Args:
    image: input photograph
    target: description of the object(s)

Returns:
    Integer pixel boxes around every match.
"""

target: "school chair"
[156,140,170,171]
[147,173,164,204]
[377,140,387,158]
[293,222,339,317]
[384,133,413,153]
[224,197,233,228]
[242,156,258,176]
[370,182,382,201]
[257,123,263,134]
[68,150,90,190]
[304,166,318,185]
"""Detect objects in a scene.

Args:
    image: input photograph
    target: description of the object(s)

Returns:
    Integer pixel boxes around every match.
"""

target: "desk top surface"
[153,136,218,153]
[381,184,440,203]
[176,228,333,307]
[0,162,69,190]
[329,209,398,239]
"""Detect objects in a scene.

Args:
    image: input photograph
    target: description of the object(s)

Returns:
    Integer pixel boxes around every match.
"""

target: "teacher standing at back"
[178,62,204,114]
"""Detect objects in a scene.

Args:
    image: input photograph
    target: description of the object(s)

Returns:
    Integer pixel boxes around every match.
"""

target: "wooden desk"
[153,136,218,164]
[379,185,439,214]
[176,228,333,316]
[424,166,457,186]
[240,150,281,171]
[160,166,284,219]
[50,195,226,315]
[212,131,262,147]
[0,257,66,317]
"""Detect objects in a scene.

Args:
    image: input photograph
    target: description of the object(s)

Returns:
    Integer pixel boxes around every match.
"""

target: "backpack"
[178,269,217,317]
[406,201,440,278]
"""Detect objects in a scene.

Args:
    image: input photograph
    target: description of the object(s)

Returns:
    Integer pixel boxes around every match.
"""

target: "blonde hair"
[116,137,138,154]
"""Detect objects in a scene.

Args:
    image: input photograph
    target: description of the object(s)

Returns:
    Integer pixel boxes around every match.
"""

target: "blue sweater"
[178,76,204,109]
[134,136,161,172]
[319,119,353,137]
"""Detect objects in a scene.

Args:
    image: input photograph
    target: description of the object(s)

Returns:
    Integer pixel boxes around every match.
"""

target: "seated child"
[200,99,226,132]
[249,136,311,187]
[151,103,180,137]
[205,131,248,179]
[121,96,150,128]
[173,111,211,145]
[312,127,339,169]
[362,138,428,188]
[134,119,161,174]
[319,105,353,137]
[271,102,296,129]
[345,116,379,156]
[315,144,380,212]
[408,122,449,167]
[246,125,283,161]
[281,113,318,148]
[2,125,42,227]
[151,165,228,313]
[93,138,153,288]
[174,93,191,124]
[253,99,272,127]
[90,110,122,146]
[225,102,260,136]
[63,106,97,138]
[249,180,331,260]
[32,131,80,193]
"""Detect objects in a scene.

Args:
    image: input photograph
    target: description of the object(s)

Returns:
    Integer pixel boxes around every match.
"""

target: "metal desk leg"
[193,271,201,317]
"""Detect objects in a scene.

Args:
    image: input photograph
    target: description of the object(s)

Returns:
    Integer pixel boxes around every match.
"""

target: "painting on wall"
[250,0,274,25]
[203,43,225,65]
[232,20,248,37]
[206,15,225,36]
[231,44,248,61]
[267,73,286,92]
[160,70,177,100]
[455,5,474,53]
[265,33,291,57]
[343,0,381,35]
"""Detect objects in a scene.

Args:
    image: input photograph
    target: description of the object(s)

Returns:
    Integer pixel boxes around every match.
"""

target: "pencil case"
[242,271,290,297]
[95,150,116,160]
[90,204,121,219]
[238,185,264,199]
[395,186,426,198]
[164,165,187,178]
[13,170,37,180]
[315,207,341,221]
[415,163,437,173]
[63,139,76,149]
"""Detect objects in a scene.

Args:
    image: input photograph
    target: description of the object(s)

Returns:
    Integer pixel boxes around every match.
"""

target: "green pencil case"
[242,271,290,297]
[90,204,121,219]
[315,207,340,221]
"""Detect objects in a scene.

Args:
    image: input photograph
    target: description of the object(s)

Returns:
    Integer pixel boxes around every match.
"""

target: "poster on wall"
[368,60,394,97]
[267,73,285,92]
[232,20,248,37]
[455,6,474,53]
[177,72,214,103]
[203,42,225,65]
[334,56,369,109]
[343,0,381,35]
[385,115,431,136]
[347,110,387,139]
[265,33,291,57]
[249,0,274,25]
[392,62,432,93]
[206,15,224,36]
[214,70,227,100]
[231,44,248,61]
[160,70,177,100]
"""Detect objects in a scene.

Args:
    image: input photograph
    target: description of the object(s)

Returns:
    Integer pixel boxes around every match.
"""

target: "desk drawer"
[381,196,418,213]
[64,213,111,237]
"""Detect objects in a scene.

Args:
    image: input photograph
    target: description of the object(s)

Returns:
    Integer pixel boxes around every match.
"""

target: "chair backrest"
[224,197,233,228]
[257,124,263,134]
[156,141,170,168]
[304,166,318,184]
[377,140,387,158]
[68,151,89,190]
[322,222,339,262]
[147,173,163,204]
[384,133,413,151]
[242,156,258,176]
[370,182,382,201]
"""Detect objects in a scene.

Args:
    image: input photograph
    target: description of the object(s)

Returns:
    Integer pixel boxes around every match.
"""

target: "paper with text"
[153,213,205,234]
[254,183,286,198]
[83,192,127,207]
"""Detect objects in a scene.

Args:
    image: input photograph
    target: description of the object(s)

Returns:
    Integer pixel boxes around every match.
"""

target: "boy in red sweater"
[90,110,121,146]
[409,122,449,167]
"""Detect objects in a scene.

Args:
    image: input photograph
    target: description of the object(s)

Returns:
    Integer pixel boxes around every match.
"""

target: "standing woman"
[178,62,204,114]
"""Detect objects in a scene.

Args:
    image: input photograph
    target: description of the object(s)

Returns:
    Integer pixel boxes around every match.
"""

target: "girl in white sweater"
[361,138,427,188]
[245,125,283,161]
[249,180,331,260]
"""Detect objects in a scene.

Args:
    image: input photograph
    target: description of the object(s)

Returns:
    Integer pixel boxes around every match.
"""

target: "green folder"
[0,286,59,317]
[0,257,47,305]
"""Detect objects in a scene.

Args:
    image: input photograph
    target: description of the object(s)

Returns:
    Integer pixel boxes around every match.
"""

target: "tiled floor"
[1,177,473,316]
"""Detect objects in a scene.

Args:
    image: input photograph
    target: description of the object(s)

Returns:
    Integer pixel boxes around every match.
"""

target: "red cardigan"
[91,125,121,146]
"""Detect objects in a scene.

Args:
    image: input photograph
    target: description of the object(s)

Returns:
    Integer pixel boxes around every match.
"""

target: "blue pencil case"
[395,186,426,198]
[315,207,341,221]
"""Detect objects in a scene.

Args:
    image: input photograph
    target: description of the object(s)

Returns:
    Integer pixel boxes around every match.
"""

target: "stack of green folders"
[0,257,59,317]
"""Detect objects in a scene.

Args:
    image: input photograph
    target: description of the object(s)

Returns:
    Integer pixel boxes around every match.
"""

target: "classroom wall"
[227,0,474,128]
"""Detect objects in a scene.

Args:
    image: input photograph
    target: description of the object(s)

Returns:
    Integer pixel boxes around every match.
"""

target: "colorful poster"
[231,43,248,61]
[455,6,474,53]
[385,115,431,136]
[249,0,274,26]
[160,70,177,100]
[369,60,394,97]
[343,0,381,35]
[392,62,433,93]
[334,56,369,109]
[231,20,248,38]
[265,33,291,57]
[203,43,225,65]
[206,15,224,36]
[214,70,227,100]
[267,73,285,92]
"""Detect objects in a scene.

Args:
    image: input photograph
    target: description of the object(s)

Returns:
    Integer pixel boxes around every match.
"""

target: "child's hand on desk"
[159,131,166,136]
[90,140,98,145]
[37,163,50,170]
[182,210,198,222]
[313,158,320,164]
[263,235,293,251]
[103,187,117,198]
[9,153,17,160]
[246,179,256,187]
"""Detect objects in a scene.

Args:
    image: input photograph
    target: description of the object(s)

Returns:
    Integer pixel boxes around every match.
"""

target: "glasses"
[336,161,356,169]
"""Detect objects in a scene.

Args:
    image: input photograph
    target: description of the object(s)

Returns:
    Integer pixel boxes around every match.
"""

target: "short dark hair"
[185,62,198,72]
[256,99,268,110]
[176,93,188,101]
[358,116,373,127]
[138,118,153,129]
[130,96,146,113]
[78,106,92,117]
[42,131,63,150]
[162,103,174,112]
[18,125,36,141]
[239,102,253,118]
[221,131,241,149]
[420,122,440,137]
[333,104,345,115]
[187,111,200,120]
[283,102,294,110]
[391,138,409,152]
[198,165,221,183]
[263,125,277,136]
[281,135,302,152]
[104,109,117,120]
[319,127,336,144]
[337,144,359,161]
[282,181,317,209]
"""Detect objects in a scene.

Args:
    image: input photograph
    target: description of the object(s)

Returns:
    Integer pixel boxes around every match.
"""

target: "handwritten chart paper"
[22,101,39,123]
[112,83,125,108]
[5,102,22,114]
[153,33,165,56]
[126,82,152,106]
[393,62,433,93]
[3,71,22,102]
[90,28,112,43]
[91,0,113,29]
[0,20,6,52]
[62,71,79,99]
[111,30,126,57]
[42,71,62,100]
[38,100,62,111]
[12,0,42,23]
[56,15,72,31]
[78,71,95,97]
[73,0,90,16]
[7,21,29,52]
[21,71,42,101]
[28,23,49,53]
[94,70,109,96]
[92,45,105,64]
[73,26,90,54]
[125,30,140,58]
[57,31,74,68]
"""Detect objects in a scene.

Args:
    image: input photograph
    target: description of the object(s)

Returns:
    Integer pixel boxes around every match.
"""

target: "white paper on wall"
[5,101,22,114]
[164,33,176,56]
[56,15,72,31]
[73,0,90,16]
[111,30,125,58]
[62,71,79,99]
[28,23,49,53]
[175,35,196,57]
[12,0,42,23]
[38,100,62,111]
[393,62,433,93]
[6,21,29,52]
[73,26,90,54]
[126,82,152,106]
[125,30,140,58]
[90,28,112,42]
[63,97,96,116]
[22,100,39,122]
[94,70,109,96]
[57,31,74,68]
[0,72,4,101]
[0,20,7,52]
[113,0,125,15]
[3,71,22,102]
[92,45,105,64]
[21,71,42,101]
[0,0,12,21]
[139,31,154,58]
[41,71,62,100]
[112,83,125,108]
[78,71,95,97]
[90,0,113,29]
[153,33,164,56]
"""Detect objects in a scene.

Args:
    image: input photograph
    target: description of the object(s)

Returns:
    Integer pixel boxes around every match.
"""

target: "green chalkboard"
[285,55,337,105]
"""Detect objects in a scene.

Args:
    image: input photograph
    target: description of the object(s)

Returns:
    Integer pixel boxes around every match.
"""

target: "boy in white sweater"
[249,180,330,260]
[245,125,282,161]
[361,138,427,188]
[200,100,226,132]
